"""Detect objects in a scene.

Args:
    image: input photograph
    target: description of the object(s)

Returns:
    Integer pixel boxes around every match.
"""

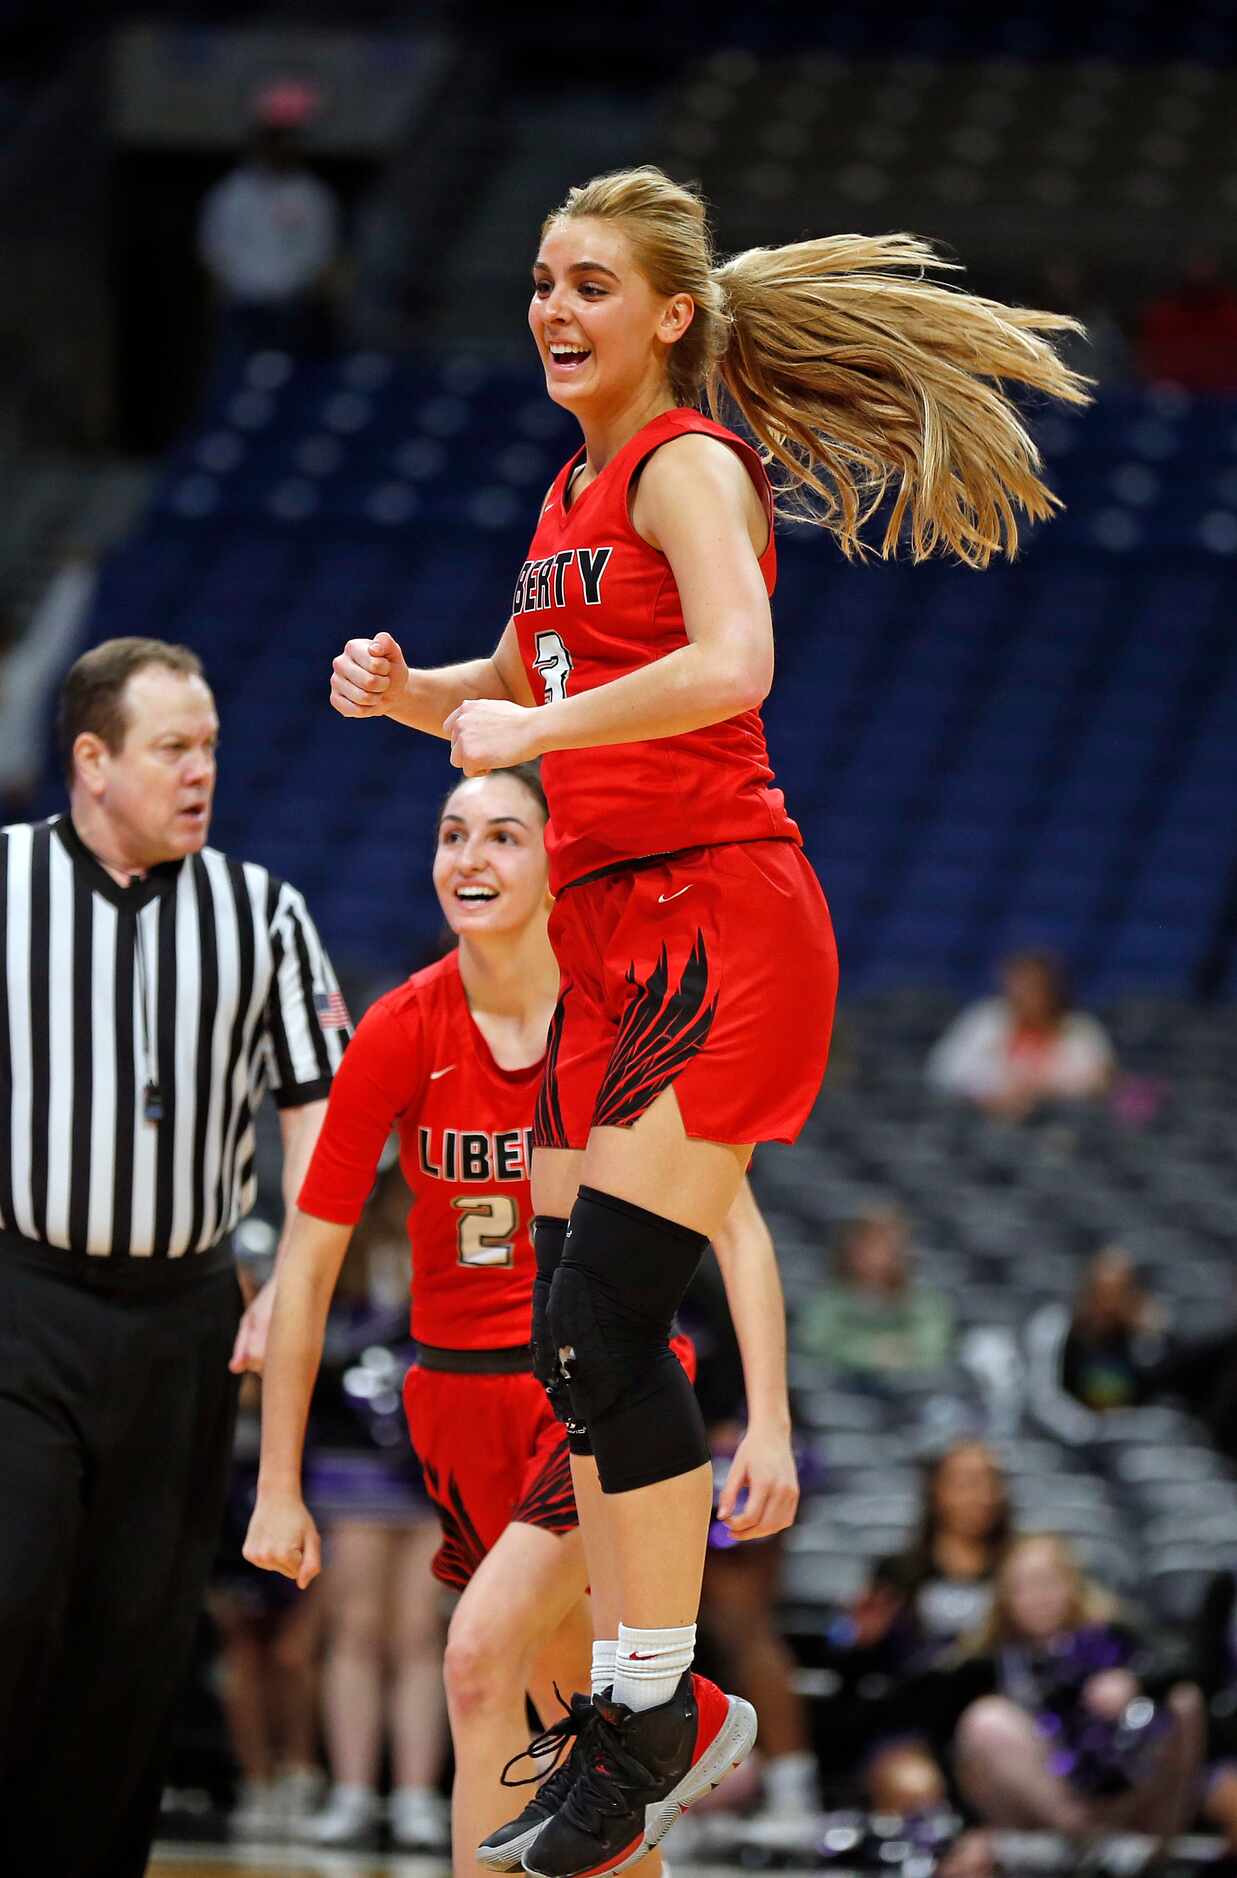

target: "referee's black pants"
[0,1234,241,1877]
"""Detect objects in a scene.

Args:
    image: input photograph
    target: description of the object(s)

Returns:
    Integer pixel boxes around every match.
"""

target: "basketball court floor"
[148,1854,739,1878]
[148,1857,742,1878]
[151,1853,448,1877]
[147,1834,1232,1875]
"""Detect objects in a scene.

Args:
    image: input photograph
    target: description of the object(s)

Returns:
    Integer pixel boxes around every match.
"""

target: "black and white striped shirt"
[0,815,349,1260]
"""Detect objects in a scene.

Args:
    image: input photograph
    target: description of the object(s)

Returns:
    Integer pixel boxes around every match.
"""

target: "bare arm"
[330,619,534,736]
[710,1176,799,1541]
[230,1098,328,1374]
[242,1205,354,1586]
[444,437,775,774]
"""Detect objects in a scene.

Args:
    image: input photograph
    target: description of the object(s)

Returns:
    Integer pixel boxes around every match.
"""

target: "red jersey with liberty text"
[298,951,540,1349]
[512,407,802,893]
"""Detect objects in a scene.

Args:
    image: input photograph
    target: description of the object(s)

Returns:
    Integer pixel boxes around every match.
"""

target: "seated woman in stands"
[1026,1245,1169,1443]
[943,1534,1203,1877]
[819,1441,1010,1816]
[926,951,1114,1121]
[794,1207,954,1380]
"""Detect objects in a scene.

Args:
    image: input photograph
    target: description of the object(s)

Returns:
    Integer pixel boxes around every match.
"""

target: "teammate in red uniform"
[244,764,800,1877]
[329,165,1087,1878]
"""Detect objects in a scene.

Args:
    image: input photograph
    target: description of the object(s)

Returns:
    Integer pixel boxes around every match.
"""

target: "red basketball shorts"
[534,839,837,1151]
[403,1367,575,1590]
[402,1337,696,1589]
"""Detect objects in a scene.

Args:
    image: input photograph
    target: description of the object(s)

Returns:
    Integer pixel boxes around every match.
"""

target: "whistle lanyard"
[133,909,163,1124]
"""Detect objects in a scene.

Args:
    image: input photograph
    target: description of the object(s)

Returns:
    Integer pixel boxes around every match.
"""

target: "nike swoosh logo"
[429,1065,457,1081]
[657,886,692,904]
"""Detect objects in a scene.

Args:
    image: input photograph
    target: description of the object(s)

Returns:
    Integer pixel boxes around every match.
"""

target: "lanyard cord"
[133,910,163,1123]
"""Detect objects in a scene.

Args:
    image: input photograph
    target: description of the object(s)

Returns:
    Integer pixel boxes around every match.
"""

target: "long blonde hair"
[545,166,1091,568]
[967,1533,1119,1657]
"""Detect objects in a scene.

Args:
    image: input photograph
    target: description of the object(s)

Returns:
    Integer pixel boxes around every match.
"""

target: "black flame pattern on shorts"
[593,934,718,1130]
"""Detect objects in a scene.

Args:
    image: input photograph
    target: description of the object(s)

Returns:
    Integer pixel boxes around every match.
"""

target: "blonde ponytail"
[712,236,1090,565]
[546,167,1091,567]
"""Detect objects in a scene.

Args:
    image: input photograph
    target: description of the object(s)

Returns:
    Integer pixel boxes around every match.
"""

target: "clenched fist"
[243,1490,322,1589]
[444,698,544,775]
[331,631,409,719]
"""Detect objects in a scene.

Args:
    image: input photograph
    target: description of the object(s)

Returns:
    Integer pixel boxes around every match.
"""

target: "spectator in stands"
[946,1535,1203,1874]
[1137,257,1237,393]
[1190,1568,1237,1860]
[301,1163,449,1851]
[795,1207,953,1378]
[1027,1247,1169,1441]
[926,950,1114,1120]
[198,83,341,357]
[210,1379,325,1842]
[823,1442,1011,1814]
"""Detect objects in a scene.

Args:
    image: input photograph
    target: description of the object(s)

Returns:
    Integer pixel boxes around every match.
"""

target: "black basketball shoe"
[521,1671,757,1878]
[478,1691,600,1871]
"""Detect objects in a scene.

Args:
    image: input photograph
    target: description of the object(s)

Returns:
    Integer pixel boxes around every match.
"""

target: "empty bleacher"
[54,348,1237,1006]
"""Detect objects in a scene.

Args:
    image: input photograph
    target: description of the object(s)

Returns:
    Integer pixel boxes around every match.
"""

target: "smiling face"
[529,215,695,417]
[1000,1538,1078,1644]
[71,664,218,868]
[433,773,550,940]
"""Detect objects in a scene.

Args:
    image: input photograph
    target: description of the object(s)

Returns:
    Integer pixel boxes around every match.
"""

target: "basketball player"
[329,166,1088,1876]
[244,764,800,1878]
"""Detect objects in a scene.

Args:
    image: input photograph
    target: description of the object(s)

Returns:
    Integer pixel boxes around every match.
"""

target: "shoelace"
[557,1706,658,1840]
[500,1688,597,1794]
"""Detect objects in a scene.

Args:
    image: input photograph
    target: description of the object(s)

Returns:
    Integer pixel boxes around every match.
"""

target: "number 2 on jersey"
[453,1195,519,1267]
[533,630,573,704]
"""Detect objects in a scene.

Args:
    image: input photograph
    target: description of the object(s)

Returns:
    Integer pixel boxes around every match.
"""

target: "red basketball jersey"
[298,951,540,1349]
[511,407,801,893]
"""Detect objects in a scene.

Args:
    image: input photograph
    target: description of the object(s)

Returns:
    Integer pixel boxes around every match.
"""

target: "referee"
[0,637,348,1876]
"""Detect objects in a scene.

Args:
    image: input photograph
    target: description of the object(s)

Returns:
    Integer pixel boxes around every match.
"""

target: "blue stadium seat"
[44,352,1237,994]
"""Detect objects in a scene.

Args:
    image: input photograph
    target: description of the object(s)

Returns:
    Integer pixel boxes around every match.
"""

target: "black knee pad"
[531,1215,568,1387]
[530,1216,575,1430]
[532,1215,594,1456]
[547,1186,711,1494]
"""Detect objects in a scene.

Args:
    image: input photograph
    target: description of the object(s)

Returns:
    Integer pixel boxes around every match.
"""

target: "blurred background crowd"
[3,0,1237,1871]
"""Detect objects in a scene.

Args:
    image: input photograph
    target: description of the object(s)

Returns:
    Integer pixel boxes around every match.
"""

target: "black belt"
[414,1341,532,1375]
[0,1225,235,1292]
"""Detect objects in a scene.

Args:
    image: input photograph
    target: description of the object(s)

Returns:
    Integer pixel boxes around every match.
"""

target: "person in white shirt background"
[927,950,1116,1122]
[198,82,341,355]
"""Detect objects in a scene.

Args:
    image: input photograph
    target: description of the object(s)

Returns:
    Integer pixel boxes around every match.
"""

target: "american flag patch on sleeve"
[314,988,351,1032]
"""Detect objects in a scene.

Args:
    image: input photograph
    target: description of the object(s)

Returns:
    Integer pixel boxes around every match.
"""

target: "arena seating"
[65,338,1237,1642]
[60,349,1237,1005]
[756,986,1237,1851]
[645,16,1237,299]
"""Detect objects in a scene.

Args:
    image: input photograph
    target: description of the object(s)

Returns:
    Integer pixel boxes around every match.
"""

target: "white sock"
[329,1783,379,1813]
[611,1621,696,1713]
[592,1638,618,1697]
[762,1750,819,1816]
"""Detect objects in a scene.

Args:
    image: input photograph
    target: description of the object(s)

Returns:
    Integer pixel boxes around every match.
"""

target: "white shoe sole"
[479,1817,552,1871]
[523,1695,758,1878]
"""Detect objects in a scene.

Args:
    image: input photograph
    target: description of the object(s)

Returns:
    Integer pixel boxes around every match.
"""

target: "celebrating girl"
[329,165,1087,1877]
